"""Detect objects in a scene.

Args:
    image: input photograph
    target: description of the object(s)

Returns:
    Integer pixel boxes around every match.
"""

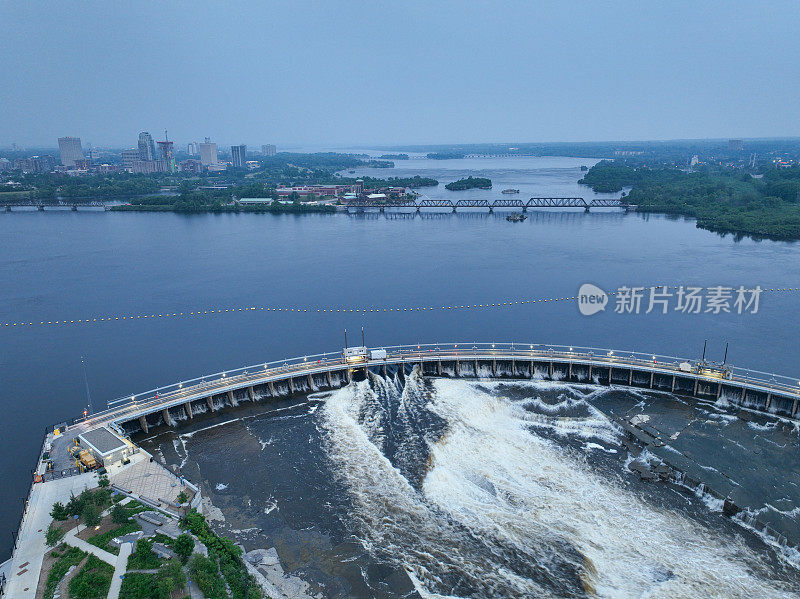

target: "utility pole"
[81,356,94,415]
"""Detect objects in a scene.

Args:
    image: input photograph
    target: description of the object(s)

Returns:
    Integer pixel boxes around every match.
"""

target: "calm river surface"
[1,155,799,570]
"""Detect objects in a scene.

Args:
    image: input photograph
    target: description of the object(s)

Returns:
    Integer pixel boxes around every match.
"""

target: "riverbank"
[579,161,800,240]
[110,202,336,214]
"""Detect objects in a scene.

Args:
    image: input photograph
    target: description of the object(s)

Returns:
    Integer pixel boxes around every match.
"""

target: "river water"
[2,155,800,571]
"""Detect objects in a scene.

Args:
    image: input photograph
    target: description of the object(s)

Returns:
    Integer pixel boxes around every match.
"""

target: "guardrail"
[69,343,800,430]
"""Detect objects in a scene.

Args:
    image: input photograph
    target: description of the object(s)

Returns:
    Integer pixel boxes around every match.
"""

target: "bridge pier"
[4,206,10,212]
[37,205,44,211]
[184,401,193,419]
[269,381,275,396]
[452,207,457,213]
[584,207,590,213]
[138,416,149,434]
[288,377,294,394]
[628,368,633,385]
[162,409,174,427]
[307,373,314,389]
[649,371,654,388]
[765,393,772,410]
[206,396,215,412]
[71,205,77,211]
[588,364,593,381]
[793,399,799,418]
[671,375,677,392]
[248,386,255,401]
[437,360,442,375]
[693,379,699,396]
[227,390,237,406]
[741,387,747,404]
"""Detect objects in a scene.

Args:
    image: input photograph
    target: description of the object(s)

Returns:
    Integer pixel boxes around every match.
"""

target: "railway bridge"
[344,197,628,212]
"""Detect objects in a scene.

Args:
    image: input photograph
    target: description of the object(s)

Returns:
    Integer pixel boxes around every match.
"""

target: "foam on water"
[321,374,799,599]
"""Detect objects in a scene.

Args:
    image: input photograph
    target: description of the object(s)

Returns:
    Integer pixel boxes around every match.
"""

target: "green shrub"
[68,554,113,599]
[82,502,101,527]
[87,521,140,552]
[45,522,65,547]
[127,538,162,570]
[44,545,86,599]
[111,503,129,524]
[173,533,194,562]
[50,501,69,521]
[189,554,228,599]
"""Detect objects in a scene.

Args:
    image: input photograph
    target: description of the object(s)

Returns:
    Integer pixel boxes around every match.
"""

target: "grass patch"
[43,544,86,599]
[87,521,140,553]
[68,554,114,599]
[127,539,163,570]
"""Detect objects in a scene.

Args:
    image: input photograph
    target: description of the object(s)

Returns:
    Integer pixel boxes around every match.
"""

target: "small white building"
[78,427,135,467]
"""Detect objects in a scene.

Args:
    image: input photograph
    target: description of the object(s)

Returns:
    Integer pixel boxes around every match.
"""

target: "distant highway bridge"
[344,197,629,212]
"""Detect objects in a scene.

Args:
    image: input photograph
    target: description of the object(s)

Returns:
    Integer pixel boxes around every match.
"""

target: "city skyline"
[2,1,800,147]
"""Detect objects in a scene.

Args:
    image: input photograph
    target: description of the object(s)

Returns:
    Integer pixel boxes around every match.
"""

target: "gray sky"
[2,1,798,148]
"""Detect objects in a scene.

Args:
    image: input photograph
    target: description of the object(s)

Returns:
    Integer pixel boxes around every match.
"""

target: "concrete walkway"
[62,525,118,566]
[2,472,97,599]
[106,541,132,599]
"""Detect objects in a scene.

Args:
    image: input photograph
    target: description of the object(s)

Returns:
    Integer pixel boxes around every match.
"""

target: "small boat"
[501,188,520,194]
[506,212,527,222]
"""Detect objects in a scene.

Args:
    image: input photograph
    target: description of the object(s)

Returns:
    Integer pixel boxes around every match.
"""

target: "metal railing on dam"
[69,343,800,434]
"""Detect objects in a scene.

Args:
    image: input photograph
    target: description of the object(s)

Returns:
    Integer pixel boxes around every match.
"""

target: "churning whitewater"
[319,369,800,598]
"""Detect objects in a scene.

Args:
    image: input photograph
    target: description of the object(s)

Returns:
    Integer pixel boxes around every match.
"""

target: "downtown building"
[138,132,157,161]
[261,144,276,156]
[199,140,218,166]
[57,136,84,167]
[231,144,247,168]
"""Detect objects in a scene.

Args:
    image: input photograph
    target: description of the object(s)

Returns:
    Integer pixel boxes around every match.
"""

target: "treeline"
[379,154,409,160]
[114,189,334,214]
[579,161,800,240]
[445,176,492,190]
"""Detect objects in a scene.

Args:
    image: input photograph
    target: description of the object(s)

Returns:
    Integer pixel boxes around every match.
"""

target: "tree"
[176,491,189,504]
[82,502,101,527]
[111,503,128,525]
[173,534,195,562]
[98,476,110,488]
[51,501,69,521]
[45,523,65,546]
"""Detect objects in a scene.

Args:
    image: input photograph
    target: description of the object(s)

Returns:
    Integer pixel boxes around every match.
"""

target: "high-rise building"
[58,136,84,167]
[138,132,157,161]
[261,144,276,156]
[199,141,218,166]
[157,139,175,172]
[121,148,140,170]
[187,142,199,156]
[231,144,247,168]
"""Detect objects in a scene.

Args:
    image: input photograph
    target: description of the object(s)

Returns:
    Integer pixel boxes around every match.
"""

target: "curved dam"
[82,343,800,436]
[59,343,800,598]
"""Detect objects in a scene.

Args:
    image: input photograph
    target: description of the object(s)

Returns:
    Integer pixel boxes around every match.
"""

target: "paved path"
[2,473,97,599]
[106,541,131,599]
[63,526,118,565]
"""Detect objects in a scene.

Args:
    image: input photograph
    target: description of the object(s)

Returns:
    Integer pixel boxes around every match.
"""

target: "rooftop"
[79,426,128,456]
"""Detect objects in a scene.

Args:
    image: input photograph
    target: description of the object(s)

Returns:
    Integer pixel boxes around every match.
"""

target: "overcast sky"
[2,1,799,148]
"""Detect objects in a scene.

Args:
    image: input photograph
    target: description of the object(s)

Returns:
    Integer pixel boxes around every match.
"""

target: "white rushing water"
[320,374,799,599]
